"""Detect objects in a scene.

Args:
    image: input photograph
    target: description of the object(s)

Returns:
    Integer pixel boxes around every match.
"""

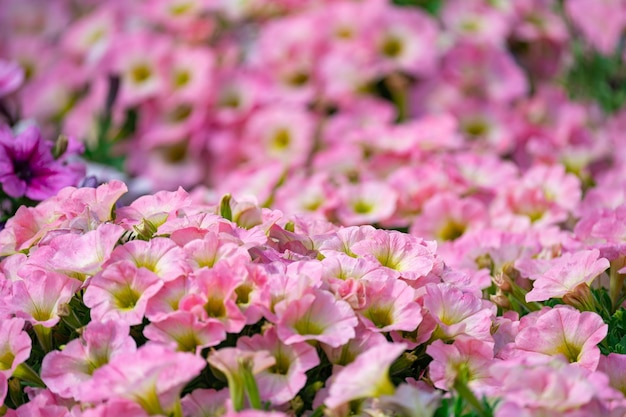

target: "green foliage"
[602,307,626,355]
[564,44,626,113]
[434,395,497,417]
[392,0,442,15]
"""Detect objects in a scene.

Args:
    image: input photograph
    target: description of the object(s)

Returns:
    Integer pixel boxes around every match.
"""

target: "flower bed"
[0,183,625,416]
[1,0,626,416]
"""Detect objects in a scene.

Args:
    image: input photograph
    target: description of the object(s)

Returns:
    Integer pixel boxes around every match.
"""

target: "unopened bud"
[52,134,69,159]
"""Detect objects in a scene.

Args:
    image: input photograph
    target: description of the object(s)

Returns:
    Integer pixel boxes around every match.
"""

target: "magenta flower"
[0,125,83,201]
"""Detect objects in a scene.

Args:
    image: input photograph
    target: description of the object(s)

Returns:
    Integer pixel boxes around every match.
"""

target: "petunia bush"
[1,181,626,417]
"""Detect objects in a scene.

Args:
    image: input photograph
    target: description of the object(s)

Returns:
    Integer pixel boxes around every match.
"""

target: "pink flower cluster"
[0,181,625,416]
[2,0,625,202]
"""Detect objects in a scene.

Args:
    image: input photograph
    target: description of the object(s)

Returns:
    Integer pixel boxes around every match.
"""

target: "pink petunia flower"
[356,278,423,333]
[0,317,31,378]
[324,342,407,410]
[84,260,164,325]
[509,306,607,371]
[237,326,320,405]
[351,229,436,281]
[427,337,495,393]
[517,249,609,302]
[106,238,190,282]
[42,320,136,400]
[422,283,495,342]
[143,310,226,353]
[275,288,358,348]
[80,343,206,415]
[334,181,397,226]
[10,270,81,328]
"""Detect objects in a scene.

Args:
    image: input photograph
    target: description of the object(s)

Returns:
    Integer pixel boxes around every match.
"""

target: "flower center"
[13,159,34,181]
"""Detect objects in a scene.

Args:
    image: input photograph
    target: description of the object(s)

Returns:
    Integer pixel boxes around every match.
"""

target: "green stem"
[453,379,490,417]
[242,366,262,410]
[310,406,325,417]
[12,363,45,388]
[170,399,184,417]
[385,74,408,122]
[508,285,541,313]
[228,375,245,412]
[33,325,53,353]
[609,257,626,313]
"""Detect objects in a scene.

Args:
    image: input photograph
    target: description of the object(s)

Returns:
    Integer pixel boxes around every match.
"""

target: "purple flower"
[0,125,84,200]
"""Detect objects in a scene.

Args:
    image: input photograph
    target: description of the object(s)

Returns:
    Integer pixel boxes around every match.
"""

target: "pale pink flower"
[598,353,626,397]
[511,306,607,371]
[46,223,125,279]
[78,399,151,417]
[182,389,230,417]
[370,7,439,76]
[518,249,609,302]
[183,231,250,270]
[81,343,206,415]
[357,278,422,333]
[410,193,488,242]
[143,311,226,353]
[441,0,512,46]
[427,337,495,393]
[0,198,65,256]
[566,0,626,54]
[164,46,214,101]
[0,317,31,378]
[378,381,442,417]
[55,179,128,227]
[180,264,247,333]
[237,326,320,405]
[275,289,358,347]
[109,32,170,107]
[208,347,276,409]
[273,173,338,219]
[334,182,398,226]
[491,164,581,227]
[423,283,495,342]
[42,321,136,400]
[321,324,387,367]
[145,275,191,321]
[84,260,164,325]
[317,225,377,258]
[242,104,314,168]
[10,270,81,327]
[351,229,435,280]
[60,7,119,65]
[115,186,192,231]
[574,204,626,261]
[490,356,612,414]
[324,342,407,409]
[106,238,190,282]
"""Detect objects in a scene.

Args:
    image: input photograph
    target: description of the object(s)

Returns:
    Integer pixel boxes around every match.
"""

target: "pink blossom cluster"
[1,181,626,416]
[2,0,625,199]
